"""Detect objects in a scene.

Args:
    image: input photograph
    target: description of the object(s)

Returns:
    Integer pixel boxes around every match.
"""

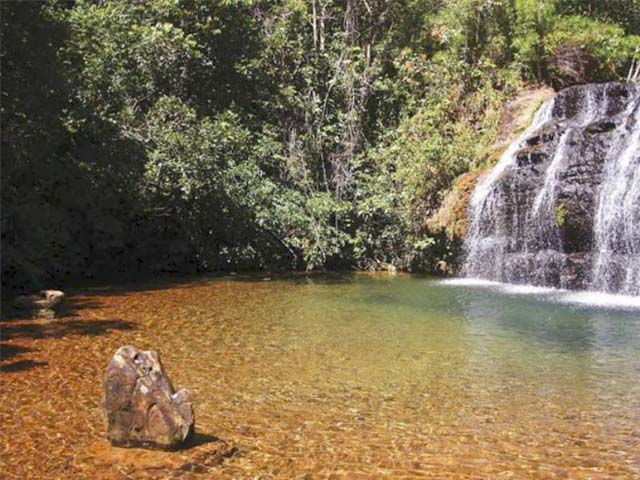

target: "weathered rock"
[465,82,640,293]
[12,290,65,317]
[103,345,195,450]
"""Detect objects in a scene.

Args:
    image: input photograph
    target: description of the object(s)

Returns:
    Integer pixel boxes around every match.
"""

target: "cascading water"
[591,100,640,294]
[464,100,555,282]
[463,82,640,295]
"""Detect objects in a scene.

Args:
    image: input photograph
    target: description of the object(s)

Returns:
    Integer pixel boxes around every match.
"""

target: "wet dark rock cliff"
[464,82,640,294]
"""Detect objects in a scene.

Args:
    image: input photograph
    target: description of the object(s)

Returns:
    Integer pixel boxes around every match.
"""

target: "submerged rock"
[103,345,195,450]
[12,290,65,317]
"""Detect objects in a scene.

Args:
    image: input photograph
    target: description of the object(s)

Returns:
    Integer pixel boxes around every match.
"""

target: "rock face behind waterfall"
[104,345,195,450]
[464,82,640,294]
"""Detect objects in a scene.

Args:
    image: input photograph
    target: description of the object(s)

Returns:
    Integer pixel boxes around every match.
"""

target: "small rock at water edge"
[12,290,65,317]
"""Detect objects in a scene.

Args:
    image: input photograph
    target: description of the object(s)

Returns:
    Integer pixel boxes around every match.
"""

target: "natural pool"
[1,273,639,479]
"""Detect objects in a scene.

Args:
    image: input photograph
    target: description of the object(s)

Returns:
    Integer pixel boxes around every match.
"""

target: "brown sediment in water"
[1,274,639,479]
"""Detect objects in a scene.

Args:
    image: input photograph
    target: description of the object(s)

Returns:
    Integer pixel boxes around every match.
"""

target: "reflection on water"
[1,273,639,479]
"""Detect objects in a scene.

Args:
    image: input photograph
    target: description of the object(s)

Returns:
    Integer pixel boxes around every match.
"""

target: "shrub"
[544,15,640,87]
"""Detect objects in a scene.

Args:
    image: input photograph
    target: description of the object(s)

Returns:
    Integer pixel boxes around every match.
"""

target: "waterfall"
[591,100,640,294]
[463,82,640,294]
[464,100,555,281]
[530,88,601,218]
[469,100,555,213]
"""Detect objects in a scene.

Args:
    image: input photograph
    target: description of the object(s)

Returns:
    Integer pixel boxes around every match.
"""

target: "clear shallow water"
[1,273,639,478]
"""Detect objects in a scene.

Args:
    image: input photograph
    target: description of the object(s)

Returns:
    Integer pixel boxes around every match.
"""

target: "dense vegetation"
[2,0,639,292]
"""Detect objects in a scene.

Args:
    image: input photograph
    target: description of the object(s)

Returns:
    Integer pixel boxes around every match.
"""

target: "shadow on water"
[0,359,48,372]
[1,274,213,315]
[183,433,222,449]
[0,319,135,342]
[65,271,276,298]
[176,433,240,473]
[0,343,32,360]
[57,300,103,317]
[1,296,105,321]
[0,343,45,372]
[225,271,358,286]
[0,319,135,373]
[3,272,358,319]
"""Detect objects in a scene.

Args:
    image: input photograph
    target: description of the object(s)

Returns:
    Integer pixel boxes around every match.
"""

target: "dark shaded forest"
[2,0,639,293]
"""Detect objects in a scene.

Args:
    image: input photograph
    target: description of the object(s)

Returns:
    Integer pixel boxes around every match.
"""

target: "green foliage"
[436,0,516,67]
[511,0,557,79]
[557,0,640,34]
[354,58,506,271]
[544,15,640,86]
[2,0,639,291]
[554,202,566,227]
[51,0,199,130]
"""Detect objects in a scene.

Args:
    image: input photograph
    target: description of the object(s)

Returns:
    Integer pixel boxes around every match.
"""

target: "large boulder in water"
[103,345,195,450]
